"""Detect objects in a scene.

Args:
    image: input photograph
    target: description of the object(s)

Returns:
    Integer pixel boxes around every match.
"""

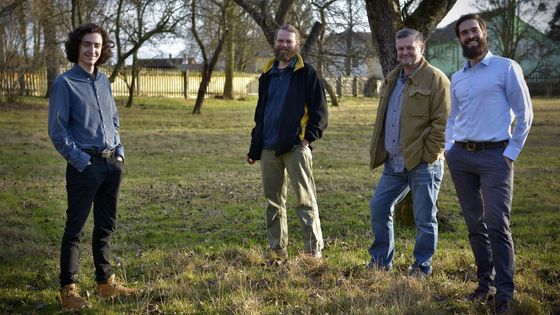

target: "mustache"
[461,36,488,59]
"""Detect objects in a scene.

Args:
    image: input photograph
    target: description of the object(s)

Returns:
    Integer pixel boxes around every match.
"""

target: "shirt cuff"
[503,145,520,161]
[70,152,91,172]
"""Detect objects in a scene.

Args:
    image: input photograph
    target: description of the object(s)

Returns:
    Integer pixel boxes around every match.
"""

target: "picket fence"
[0,67,381,99]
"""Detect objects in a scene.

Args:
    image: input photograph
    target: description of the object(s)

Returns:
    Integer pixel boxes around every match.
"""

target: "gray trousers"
[446,143,515,301]
[260,146,323,253]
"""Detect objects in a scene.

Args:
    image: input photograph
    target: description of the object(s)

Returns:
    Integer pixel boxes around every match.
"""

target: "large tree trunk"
[364,0,401,76]
[43,0,59,97]
[223,6,235,100]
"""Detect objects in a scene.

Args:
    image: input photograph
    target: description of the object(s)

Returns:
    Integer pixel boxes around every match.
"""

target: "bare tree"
[191,0,229,114]
[109,0,183,85]
[42,0,64,97]
[222,2,235,100]
[476,0,556,77]
[233,0,339,106]
[310,0,340,104]
[549,2,560,43]
[0,0,27,102]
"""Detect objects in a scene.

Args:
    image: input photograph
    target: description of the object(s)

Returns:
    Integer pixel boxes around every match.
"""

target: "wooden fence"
[0,67,384,99]
[3,67,558,98]
[0,67,261,99]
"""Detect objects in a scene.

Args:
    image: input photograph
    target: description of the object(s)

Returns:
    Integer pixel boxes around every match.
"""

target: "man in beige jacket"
[367,28,450,276]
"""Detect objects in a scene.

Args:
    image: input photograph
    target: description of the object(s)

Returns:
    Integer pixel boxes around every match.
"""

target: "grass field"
[0,96,559,314]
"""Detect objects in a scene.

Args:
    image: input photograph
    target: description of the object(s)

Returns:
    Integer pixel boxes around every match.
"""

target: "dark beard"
[461,36,488,60]
[274,47,297,62]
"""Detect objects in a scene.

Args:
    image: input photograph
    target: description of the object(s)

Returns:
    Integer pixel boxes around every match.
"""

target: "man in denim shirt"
[368,28,450,277]
[48,23,137,311]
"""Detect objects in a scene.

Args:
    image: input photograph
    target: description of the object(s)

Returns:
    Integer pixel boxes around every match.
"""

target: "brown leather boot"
[60,283,89,310]
[96,274,138,298]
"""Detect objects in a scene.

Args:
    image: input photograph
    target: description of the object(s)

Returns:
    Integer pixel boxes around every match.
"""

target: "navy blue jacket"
[248,54,328,160]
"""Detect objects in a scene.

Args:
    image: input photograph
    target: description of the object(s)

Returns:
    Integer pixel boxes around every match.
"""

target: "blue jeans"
[369,159,443,272]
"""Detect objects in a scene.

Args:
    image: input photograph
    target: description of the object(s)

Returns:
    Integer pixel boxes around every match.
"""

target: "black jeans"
[59,156,123,287]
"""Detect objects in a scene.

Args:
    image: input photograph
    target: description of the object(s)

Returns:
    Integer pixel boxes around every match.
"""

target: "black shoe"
[408,266,432,278]
[495,298,513,314]
[366,258,390,271]
[466,287,495,304]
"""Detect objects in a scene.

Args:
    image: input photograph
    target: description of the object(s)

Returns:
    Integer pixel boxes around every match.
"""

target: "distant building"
[137,54,202,71]
[425,11,560,78]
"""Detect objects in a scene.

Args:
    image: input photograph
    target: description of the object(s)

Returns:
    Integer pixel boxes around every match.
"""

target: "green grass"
[1,96,559,314]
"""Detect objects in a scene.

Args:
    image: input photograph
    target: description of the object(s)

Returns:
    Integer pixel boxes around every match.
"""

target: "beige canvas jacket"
[369,57,450,171]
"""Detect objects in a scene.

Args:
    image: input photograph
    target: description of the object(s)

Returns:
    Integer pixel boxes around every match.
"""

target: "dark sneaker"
[495,298,513,314]
[408,264,432,278]
[466,287,495,304]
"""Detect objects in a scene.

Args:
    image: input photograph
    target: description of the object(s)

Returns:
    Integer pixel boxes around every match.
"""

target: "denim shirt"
[48,64,124,172]
[262,58,296,149]
[384,71,408,172]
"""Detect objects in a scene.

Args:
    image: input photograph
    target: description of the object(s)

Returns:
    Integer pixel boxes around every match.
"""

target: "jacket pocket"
[407,88,431,116]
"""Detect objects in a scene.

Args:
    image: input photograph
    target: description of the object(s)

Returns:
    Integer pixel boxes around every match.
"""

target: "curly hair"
[65,23,114,66]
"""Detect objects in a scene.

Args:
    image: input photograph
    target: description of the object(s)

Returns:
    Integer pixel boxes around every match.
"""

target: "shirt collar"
[462,50,493,71]
[72,63,99,79]
[271,57,296,74]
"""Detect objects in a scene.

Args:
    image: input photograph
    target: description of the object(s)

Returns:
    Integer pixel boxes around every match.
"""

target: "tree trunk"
[126,51,138,108]
[192,65,211,115]
[364,0,401,76]
[43,0,59,97]
[302,21,338,107]
[223,7,235,100]
[71,0,82,29]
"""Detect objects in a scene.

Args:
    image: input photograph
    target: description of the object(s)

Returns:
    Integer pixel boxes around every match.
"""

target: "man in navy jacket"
[247,24,328,260]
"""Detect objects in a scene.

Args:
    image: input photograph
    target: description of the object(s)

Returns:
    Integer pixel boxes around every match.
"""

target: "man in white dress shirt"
[445,14,533,314]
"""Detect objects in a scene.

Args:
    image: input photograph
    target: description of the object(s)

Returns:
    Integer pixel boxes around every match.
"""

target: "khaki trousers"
[260,146,324,253]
